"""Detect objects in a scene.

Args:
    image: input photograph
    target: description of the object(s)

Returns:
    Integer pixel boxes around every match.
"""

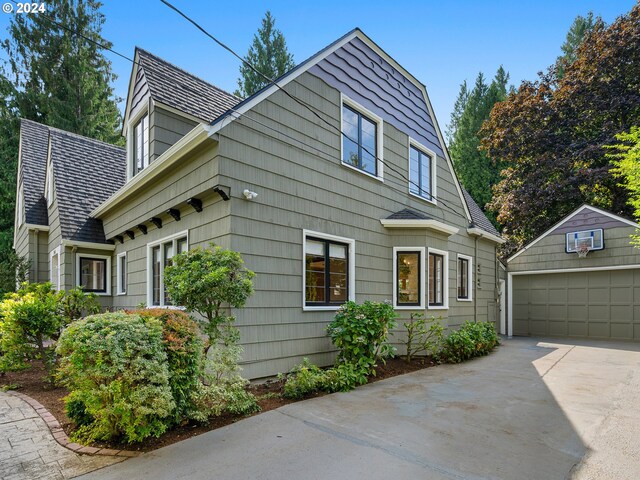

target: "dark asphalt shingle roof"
[19,119,49,226]
[48,129,125,243]
[386,208,432,220]
[462,188,501,237]
[137,48,241,122]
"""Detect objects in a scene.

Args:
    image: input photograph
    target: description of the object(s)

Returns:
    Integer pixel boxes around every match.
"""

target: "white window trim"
[302,229,356,311]
[127,105,150,181]
[456,253,473,302]
[340,93,384,182]
[427,247,449,310]
[393,247,426,310]
[116,252,127,295]
[75,253,111,296]
[49,246,61,291]
[45,163,53,207]
[146,230,189,308]
[408,137,437,205]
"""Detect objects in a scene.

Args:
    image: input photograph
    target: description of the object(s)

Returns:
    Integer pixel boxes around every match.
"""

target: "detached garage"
[507,205,640,341]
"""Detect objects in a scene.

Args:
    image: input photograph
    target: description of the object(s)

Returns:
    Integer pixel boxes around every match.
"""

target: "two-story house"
[14,29,503,379]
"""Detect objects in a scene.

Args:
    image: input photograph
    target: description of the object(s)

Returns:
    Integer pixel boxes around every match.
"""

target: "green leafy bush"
[0,282,64,378]
[324,362,368,393]
[439,321,499,363]
[281,359,368,399]
[404,313,444,362]
[130,309,205,424]
[56,312,175,443]
[187,327,259,422]
[327,301,397,375]
[59,287,101,323]
[164,245,255,345]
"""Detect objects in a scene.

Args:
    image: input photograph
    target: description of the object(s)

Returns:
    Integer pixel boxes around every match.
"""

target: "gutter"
[467,227,505,244]
[61,240,115,252]
[91,123,217,218]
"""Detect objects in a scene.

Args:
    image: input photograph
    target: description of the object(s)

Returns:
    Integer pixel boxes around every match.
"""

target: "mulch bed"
[0,356,435,452]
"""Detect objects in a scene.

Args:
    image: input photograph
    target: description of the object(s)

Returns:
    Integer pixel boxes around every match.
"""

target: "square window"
[79,257,107,293]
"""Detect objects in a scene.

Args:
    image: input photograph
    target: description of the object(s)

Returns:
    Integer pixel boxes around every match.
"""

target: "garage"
[512,269,640,340]
[507,205,640,341]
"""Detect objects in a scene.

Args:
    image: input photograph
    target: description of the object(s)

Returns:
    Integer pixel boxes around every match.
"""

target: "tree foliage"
[609,127,640,245]
[481,5,640,255]
[235,11,295,98]
[0,0,122,290]
[555,12,603,78]
[447,67,510,224]
[163,245,255,345]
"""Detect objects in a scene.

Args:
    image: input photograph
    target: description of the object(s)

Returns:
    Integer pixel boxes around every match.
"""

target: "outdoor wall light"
[243,189,258,200]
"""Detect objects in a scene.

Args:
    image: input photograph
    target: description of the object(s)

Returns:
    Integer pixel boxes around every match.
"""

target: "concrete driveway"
[78,337,640,480]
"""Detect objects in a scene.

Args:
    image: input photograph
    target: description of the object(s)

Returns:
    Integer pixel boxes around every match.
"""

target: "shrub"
[187,335,259,421]
[56,312,175,443]
[327,301,397,375]
[324,362,368,393]
[164,245,255,345]
[439,321,500,363]
[404,313,444,362]
[129,309,205,424]
[0,283,64,378]
[281,359,369,398]
[59,287,101,323]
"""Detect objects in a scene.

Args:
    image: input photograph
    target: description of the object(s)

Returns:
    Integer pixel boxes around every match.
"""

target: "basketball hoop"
[576,244,590,258]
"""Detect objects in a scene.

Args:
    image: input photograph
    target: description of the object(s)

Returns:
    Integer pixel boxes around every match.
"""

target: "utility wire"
[159,0,472,224]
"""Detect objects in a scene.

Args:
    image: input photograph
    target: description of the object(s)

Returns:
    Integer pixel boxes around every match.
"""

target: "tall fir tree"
[0,0,122,293]
[447,67,509,225]
[555,12,603,78]
[235,11,295,98]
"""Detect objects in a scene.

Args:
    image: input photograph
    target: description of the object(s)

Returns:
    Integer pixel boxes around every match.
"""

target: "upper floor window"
[133,114,149,176]
[341,96,383,179]
[409,142,435,203]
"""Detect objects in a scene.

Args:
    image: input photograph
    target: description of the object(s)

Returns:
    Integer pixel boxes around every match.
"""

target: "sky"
[0,0,637,127]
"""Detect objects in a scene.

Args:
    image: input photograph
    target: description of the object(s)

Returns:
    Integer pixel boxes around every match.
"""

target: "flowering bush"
[326,301,397,375]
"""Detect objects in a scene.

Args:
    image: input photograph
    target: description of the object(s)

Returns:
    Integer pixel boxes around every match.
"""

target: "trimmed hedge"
[439,321,499,363]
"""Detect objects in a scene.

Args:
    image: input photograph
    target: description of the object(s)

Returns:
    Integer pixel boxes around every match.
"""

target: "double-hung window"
[393,247,425,309]
[409,141,435,203]
[133,114,149,176]
[76,254,111,294]
[303,231,355,309]
[428,248,448,309]
[341,96,383,179]
[457,254,472,301]
[148,233,188,307]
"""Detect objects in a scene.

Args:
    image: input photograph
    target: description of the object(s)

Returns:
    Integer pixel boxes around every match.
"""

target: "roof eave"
[91,123,216,218]
[380,218,459,236]
[467,227,505,244]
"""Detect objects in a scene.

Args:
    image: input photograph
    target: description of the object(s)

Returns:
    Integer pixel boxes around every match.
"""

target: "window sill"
[409,191,437,206]
[457,298,473,302]
[341,161,384,182]
[148,305,186,311]
[428,305,449,311]
[116,292,127,296]
[395,305,425,310]
[303,305,343,312]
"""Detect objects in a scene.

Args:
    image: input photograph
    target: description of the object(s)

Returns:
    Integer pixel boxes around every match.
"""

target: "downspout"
[474,235,478,323]
[34,229,39,282]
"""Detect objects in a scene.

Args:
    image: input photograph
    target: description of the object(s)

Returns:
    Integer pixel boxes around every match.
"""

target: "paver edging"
[6,390,140,457]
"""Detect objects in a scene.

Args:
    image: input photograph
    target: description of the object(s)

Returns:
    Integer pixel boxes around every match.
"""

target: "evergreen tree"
[448,67,509,225]
[235,11,295,98]
[445,80,468,145]
[0,0,122,293]
[555,12,603,78]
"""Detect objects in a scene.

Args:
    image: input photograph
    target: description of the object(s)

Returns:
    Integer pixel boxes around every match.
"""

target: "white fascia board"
[61,239,116,251]
[25,224,50,232]
[91,123,215,218]
[380,218,459,236]
[509,264,640,276]
[507,204,639,263]
[467,227,506,244]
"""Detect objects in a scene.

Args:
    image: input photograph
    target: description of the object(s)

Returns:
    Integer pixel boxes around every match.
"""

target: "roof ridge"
[135,47,241,101]
[21,117,125,152]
